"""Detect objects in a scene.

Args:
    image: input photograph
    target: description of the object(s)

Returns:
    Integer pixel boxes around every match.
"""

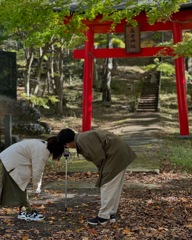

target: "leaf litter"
[0,171,192,239]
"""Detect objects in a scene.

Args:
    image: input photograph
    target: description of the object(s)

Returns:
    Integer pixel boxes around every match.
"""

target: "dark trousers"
[0,163,32,212]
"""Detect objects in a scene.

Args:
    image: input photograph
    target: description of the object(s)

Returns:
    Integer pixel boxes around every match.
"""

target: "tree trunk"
[46,42,55,95]
[52,40,65,114]
[102,34,113,103]
[32,45,49,96]
[24,47,34,96]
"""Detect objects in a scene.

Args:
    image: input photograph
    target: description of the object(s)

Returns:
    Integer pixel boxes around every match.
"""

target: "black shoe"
[87,216,108,225]
[110,214,116,223]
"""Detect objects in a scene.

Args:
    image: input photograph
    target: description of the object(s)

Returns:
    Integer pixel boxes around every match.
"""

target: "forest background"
[0,0,192,172]
[0,1,192,239]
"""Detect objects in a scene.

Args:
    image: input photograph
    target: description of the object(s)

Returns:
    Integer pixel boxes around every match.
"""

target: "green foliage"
[173,32,192,57]
[0,0,188,46]
[61,0,187,32]
[0,0,73,48]
[144,0,187,24]
[20,92,59,109]
[112,37,125,48]
[160,77,177,94]
[143,58,175,76]
[157,62,175,76]
[0,0,187,50]
[142,63,154,70]
[186,71,192,81]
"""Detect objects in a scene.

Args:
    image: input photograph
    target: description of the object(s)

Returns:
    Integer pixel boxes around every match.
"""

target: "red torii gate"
[73,8,192,136]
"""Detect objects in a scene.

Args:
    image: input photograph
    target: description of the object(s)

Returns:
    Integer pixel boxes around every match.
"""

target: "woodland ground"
[0,66,192,239]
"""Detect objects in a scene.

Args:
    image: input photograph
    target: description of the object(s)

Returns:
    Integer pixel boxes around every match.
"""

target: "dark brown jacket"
[75,130,137,187]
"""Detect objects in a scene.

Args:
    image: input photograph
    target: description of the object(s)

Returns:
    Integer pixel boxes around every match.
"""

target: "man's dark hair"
[57,128,75,145]
[47,136,64,160]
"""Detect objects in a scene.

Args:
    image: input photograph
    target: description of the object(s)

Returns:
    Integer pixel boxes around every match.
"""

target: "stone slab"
[44,180,96,190]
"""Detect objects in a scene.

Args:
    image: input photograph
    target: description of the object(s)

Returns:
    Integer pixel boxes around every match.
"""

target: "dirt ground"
[0,67,192,239]
[0,123,192,240]
[0,170,192,240]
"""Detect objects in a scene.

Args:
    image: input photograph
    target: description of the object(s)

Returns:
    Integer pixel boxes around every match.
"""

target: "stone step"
[137,109,157,112]
[139,100,158,102]
[137,78,159,112]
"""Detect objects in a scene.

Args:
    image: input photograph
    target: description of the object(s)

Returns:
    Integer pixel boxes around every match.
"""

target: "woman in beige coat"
[57,128,137,226]
[0,136,64,221]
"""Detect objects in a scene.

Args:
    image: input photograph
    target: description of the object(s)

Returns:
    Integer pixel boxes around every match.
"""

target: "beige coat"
[75,130,137,187]
[0,139,50,192]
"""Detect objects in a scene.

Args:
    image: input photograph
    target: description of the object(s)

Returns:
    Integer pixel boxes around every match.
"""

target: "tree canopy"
[0,0,190,55]
[0,0,191,113]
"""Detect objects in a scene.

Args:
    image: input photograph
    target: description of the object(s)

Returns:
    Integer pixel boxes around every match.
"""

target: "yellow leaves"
[21,235,30,240]
[167,207,174,214]
[181,197,190,203]
[123,227,132,234]
[49,190,55,194]
[3,218,14,226]
[122,226,134,238]
[75,227,84,233]
[2,234,12,239]
[86,171,92,176]
[2,208,15,215]
[66,207,73,212]
[185,217,192,229]
[87,228,97,236]
[38,204,46,209]
[5,229,14,233]
[0,171,192,239]
[3,229,31,240]
[43,189,49,193]
[81,203,89,207]
[185,224,192,229]
[79,219,85,224]
[66,229,73,236]
[57,193,62,197]
[81,237,89,240]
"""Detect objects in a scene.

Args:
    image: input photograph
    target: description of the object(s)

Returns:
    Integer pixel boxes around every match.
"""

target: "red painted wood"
[94,22,173,33]
[74,46,174,59]
[70,8,192,134]
[173,22,189,136]
[82,26,94,132]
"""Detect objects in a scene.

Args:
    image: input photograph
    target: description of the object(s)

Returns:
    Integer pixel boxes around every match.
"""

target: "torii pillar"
[82,25,94,132]
[173,22,189,136]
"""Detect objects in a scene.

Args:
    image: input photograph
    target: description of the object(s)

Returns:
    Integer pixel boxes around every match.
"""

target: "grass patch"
[160,138,192,172]
[45,153,97,173]
[160,77,192,172]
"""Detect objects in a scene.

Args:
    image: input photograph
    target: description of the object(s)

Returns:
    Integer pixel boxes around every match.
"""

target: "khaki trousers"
[98,169,126,219]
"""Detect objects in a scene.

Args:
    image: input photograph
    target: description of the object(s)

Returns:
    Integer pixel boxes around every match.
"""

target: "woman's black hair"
[57,128,75,145]
[47,136,64,160]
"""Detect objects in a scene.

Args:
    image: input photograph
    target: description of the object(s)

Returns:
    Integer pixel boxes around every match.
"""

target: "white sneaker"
[18,211,27,220]
[25,210,45,221]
